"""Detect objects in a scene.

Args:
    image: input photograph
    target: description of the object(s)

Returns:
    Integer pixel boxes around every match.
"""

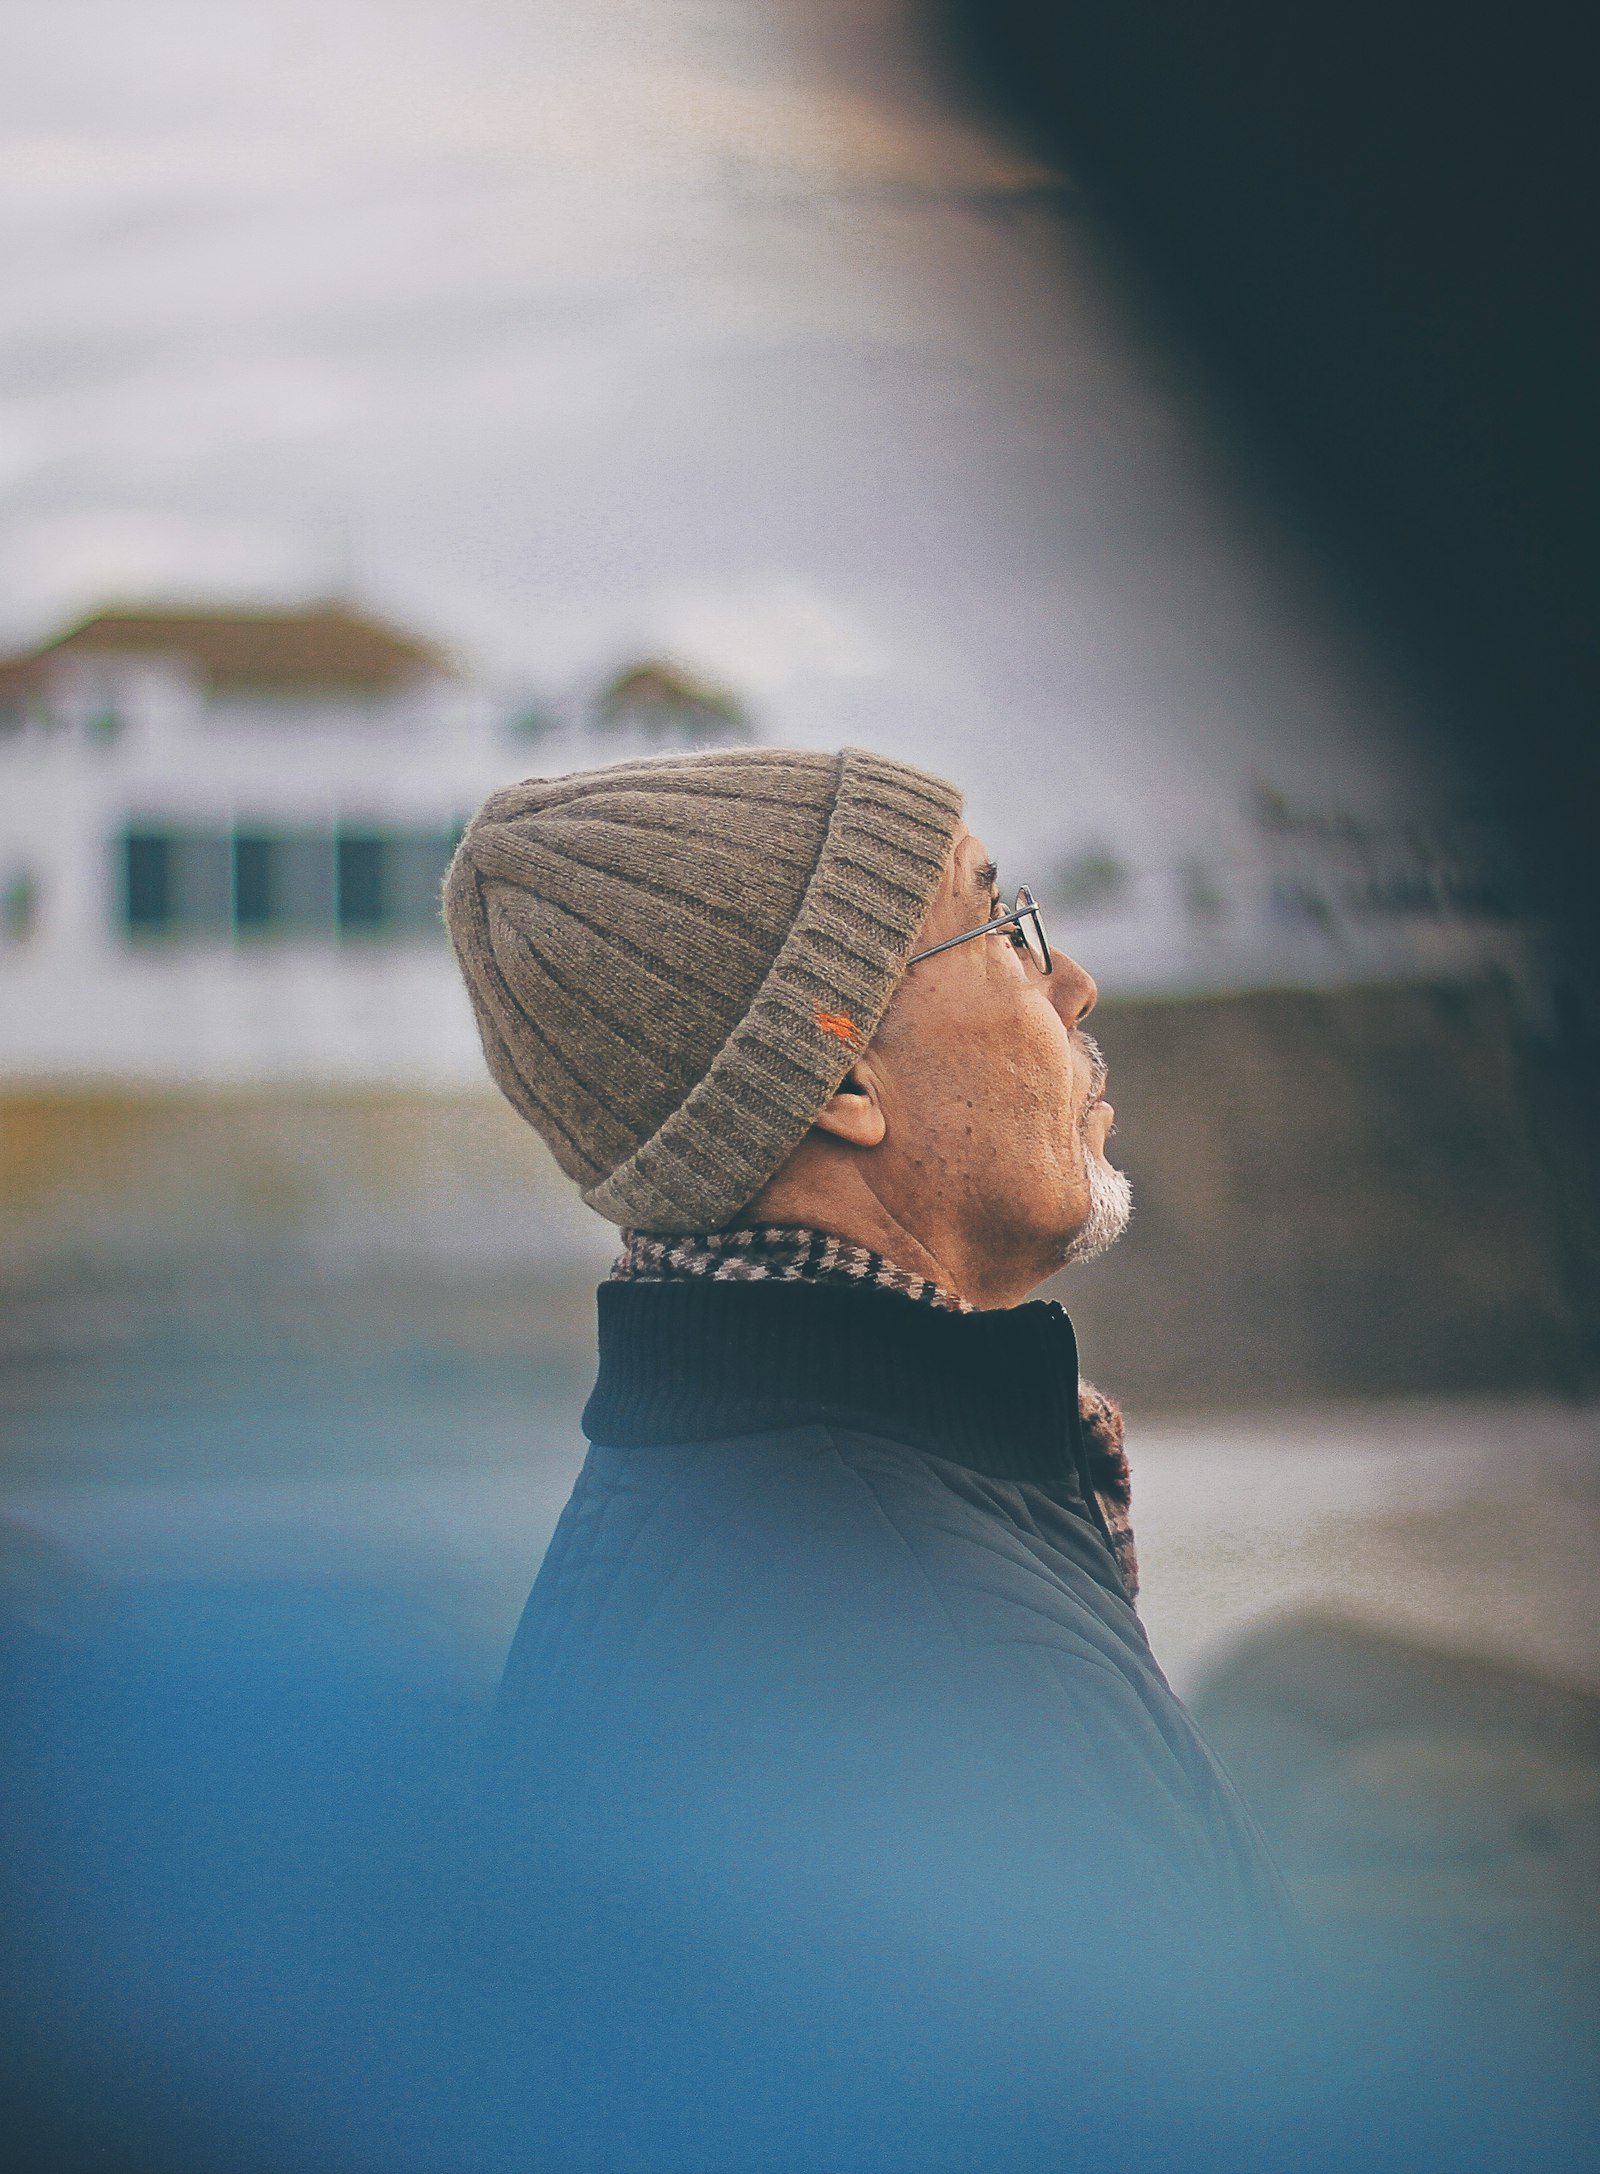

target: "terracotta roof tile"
[0,603,454,699]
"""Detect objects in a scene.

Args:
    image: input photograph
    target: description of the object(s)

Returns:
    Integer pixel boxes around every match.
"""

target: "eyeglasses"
[907,884,1053,976]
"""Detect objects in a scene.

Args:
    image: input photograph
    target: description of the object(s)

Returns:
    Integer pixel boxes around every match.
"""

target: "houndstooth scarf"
[612,1226,1138,1601]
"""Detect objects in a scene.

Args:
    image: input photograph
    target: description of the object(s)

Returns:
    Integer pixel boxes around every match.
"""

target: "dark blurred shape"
[503,700,560,743]
[929,2,1598,965]
[594,658,753,743]
[1049,841,1128,914]
[0,602,451,703]
[929,0,1600,1363]
[122,832,173,931]
[1,871,36,944]
[1252,783,1522,924]
[232,834,275,930]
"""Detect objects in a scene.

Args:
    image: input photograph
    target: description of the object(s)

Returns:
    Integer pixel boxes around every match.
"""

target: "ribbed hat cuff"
[583,747,964,1232]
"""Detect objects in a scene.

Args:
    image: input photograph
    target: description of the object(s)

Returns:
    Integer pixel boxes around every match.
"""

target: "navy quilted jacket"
[487,1279,1292,2172]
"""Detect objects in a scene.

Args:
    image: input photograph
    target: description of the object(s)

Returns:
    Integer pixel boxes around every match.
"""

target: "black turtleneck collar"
[583,1276,1093,1499]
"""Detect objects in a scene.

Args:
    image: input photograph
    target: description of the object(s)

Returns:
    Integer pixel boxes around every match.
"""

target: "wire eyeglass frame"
[907,885,1053,977]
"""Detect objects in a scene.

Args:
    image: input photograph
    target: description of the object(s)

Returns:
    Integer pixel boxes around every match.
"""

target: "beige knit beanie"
[442,745,964,1233]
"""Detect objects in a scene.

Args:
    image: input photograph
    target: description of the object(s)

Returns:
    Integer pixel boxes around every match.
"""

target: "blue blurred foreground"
[2,1337,1596,2171]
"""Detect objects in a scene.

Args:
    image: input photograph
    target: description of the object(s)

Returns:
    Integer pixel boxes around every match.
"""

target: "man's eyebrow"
[973,858,998,895]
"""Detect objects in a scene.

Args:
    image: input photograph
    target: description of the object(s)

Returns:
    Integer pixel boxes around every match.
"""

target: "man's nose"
[1050,953,1098,1027]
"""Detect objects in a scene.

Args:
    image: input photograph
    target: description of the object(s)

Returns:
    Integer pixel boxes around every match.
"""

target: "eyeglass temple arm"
[907,903,1029,967]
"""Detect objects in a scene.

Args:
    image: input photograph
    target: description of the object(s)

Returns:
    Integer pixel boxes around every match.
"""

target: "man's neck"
[741,1158,1044,1310]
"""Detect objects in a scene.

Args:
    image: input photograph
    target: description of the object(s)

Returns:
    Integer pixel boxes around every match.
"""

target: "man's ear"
[811,1061,888,1148]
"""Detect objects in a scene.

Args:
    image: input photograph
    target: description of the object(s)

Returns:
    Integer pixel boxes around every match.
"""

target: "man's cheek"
[1017,1034,1074,1119]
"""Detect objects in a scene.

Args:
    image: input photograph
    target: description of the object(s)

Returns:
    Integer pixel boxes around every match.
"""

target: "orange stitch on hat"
[815,1006,860,1045]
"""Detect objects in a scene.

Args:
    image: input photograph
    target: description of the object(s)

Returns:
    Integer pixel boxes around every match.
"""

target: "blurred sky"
[1,0,1453,871]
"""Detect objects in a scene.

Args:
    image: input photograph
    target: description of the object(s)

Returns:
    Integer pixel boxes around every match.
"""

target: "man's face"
[870,828,1129,1291]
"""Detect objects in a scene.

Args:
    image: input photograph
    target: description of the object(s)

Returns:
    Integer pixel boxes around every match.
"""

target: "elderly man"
[445,747,1290,2173]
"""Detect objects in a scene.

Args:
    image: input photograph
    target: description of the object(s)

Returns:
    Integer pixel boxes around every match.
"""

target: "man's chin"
[1061,1155,1133,1266]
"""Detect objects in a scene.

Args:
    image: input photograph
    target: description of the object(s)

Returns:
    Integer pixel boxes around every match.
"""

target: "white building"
[0,603,531,1084]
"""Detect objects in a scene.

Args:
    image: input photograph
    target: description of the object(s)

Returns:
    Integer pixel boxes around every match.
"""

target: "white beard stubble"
[1062,1149,1133,1265]
[1060,1032,1133,1266]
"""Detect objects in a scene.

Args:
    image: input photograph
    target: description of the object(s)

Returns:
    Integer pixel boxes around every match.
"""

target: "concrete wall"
[1058,979,1585,1403]
[1,979,1586,1402]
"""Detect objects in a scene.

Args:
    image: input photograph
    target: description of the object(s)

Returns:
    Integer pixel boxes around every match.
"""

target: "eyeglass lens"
[1013,889,1051,975]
